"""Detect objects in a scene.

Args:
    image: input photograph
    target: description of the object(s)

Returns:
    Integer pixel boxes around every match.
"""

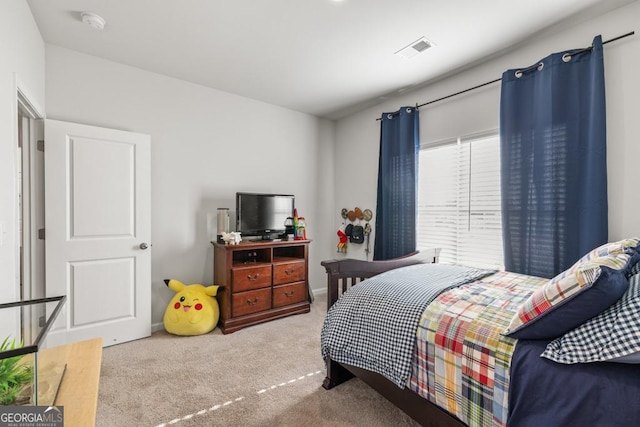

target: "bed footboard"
[320,249,467,427]
[320,249,440,310]
[323,355,465,427]
[320,249,439,390]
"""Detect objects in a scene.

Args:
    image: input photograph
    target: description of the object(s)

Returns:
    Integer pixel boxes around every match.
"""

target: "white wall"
[6,1,637,329]
[0,0,45,304]
[334,1,640,261]
[44,45,335,327]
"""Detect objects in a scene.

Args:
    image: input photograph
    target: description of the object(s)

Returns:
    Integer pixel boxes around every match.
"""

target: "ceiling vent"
[395,37,433,59]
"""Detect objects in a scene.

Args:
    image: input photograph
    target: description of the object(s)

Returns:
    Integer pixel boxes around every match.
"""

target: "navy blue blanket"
[320,263,495,387]
[508,339,640,426]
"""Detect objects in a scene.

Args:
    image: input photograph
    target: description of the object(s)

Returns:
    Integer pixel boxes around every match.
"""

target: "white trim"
[311,287,327,297]
[421,128,499,150]
[15,74,45,120]
[13,74,45,303]
[459,128,500,143]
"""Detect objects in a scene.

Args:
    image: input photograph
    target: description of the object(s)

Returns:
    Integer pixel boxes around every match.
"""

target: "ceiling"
[27,0,635,120]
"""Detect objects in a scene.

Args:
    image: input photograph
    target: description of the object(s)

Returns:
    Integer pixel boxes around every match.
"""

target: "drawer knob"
[284,291,295,297]
[284,269,293,275]
[246,297,259,306]
[247,273,259,281]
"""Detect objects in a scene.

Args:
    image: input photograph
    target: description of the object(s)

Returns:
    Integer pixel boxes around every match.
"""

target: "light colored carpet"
[96,294,420,426]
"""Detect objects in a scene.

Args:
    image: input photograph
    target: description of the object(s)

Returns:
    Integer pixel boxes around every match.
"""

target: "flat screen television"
[236,192,295,240]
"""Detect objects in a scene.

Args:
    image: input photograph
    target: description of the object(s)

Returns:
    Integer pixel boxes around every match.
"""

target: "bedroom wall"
[0,0,45,304]
[334,1,640,261]
[44,45,335,328]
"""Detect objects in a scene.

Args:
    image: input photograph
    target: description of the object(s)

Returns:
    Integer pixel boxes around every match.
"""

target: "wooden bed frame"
[320,250,466,427]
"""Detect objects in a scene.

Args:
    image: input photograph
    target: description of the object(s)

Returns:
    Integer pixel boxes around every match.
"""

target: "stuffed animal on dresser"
[163,279,221,336]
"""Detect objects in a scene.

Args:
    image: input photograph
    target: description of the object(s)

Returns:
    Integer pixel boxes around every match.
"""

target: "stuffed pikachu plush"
[163,279,221,336]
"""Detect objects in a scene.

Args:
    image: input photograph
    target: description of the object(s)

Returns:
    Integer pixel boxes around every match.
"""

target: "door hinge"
[37,139,44,152]
[38,228,45,240]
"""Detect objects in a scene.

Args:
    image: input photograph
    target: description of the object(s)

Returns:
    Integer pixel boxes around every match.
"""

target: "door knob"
[139,242,149,250]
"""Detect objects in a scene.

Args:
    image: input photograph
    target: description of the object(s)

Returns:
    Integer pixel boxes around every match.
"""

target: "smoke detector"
[395,37,434,59]
[81,12,106,30]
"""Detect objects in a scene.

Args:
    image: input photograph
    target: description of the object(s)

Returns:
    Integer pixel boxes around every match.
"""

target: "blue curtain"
[373,107,420,260]
[500,35,607,278]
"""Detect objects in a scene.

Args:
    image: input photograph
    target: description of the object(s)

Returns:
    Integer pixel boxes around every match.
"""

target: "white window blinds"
[417,132,504,269]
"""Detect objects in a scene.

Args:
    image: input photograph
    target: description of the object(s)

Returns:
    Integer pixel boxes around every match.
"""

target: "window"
[417,132,503,269]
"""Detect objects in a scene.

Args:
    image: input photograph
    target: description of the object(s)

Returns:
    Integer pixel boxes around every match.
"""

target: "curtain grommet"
[387,114,393,119]
[406,107,412,113]
[537,62,544,71]
[562,53,572,63]
[515,70,523,78]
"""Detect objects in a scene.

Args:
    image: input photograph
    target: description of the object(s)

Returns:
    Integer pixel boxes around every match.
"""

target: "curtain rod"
[377,31,635,120]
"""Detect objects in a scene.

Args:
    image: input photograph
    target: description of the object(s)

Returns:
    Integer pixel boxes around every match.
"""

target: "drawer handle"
[284,291,295,298]
[246,297,259,306]
[247,273,260,281]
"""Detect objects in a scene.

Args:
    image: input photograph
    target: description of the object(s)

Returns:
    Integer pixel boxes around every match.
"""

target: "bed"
[320,242,640,427]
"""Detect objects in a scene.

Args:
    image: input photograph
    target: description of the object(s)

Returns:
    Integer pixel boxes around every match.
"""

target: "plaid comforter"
[408,271,547,427]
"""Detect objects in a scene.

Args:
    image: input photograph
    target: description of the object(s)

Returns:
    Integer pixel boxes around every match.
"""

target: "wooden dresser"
[212,239,311,333]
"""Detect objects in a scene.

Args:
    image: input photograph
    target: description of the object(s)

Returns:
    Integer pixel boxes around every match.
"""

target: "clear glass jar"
[216,208,229,234]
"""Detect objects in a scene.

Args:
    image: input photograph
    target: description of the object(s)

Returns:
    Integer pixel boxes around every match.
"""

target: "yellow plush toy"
[163,279,221,336]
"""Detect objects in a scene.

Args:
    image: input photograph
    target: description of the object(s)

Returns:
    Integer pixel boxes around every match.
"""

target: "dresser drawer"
[273,261,305,285]
[232,288,272,317]
[273,282,307,308]
[232,265,272,292]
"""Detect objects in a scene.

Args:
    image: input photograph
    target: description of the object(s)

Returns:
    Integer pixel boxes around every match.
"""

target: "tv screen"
[236,192,295,238]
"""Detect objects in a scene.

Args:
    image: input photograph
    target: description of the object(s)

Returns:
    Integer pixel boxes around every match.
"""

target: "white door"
[44,119,151,348]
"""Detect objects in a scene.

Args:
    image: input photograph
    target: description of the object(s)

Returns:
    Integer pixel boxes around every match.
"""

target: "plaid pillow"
[541,272,640,364]
[574,237,640,265]
[504,249,640,339]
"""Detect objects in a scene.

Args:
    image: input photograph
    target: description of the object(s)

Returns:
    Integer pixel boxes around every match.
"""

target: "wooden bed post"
[322,261,342,312]
[322,356,354,390]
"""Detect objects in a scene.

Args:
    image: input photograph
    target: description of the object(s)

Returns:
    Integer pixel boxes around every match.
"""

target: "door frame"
[15,75,45,302]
